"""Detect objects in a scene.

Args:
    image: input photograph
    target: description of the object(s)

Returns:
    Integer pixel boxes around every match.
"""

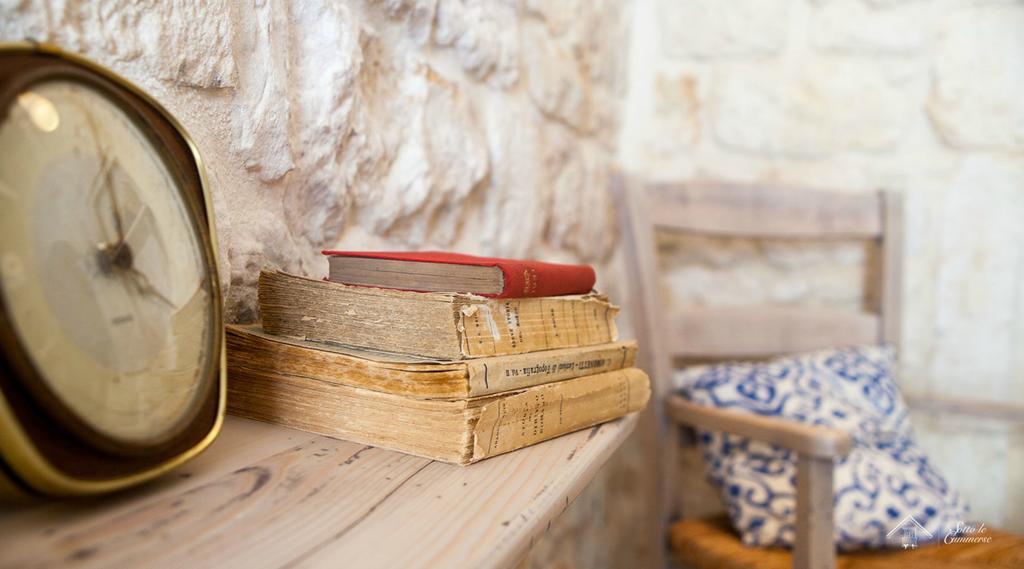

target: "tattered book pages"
[227,362,650,465]
[258,270,619,360]
[228,325,637,399]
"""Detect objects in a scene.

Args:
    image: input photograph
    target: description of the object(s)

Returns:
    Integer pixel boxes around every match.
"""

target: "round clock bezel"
[0,42,226,495]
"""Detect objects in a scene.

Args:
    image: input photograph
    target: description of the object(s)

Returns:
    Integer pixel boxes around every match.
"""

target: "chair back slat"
[608,173,673,569]
[670,306,881,359]
[647,181,884,239]
[880,192,904,345]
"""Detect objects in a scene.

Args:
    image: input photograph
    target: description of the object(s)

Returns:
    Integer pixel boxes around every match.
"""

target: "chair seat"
[670,515,1024,569]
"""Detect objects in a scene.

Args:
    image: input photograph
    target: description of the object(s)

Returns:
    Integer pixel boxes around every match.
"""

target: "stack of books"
[226,252,650,465]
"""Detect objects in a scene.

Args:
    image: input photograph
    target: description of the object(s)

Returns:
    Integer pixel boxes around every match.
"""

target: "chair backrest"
[618,178,902,368]
[610,174,903,528]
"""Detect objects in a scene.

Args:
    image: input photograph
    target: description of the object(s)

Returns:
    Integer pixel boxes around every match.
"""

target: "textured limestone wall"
[621,0,1024,531]
[1,1,645,566]
[2,0,630,321]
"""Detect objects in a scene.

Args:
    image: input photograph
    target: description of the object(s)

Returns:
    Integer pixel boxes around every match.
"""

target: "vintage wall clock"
[0,43,225,496]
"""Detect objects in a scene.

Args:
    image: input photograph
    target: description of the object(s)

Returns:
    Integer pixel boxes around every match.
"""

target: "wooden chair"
[611,176,1024,569]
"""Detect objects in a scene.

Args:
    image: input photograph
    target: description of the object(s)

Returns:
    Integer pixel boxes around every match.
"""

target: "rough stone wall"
[1,0,631,321]
[1,1,649,567]
[621,0,1024,532]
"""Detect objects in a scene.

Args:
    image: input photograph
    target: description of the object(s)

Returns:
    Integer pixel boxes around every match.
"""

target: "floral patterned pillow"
[676,345,968,550]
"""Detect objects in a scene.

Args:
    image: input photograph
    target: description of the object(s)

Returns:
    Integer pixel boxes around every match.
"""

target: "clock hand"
[92,153,146,277]
[125,266,176,309]
[89,156,115,242]
[110,204,150,262]
[100,154,127,243]
[79,102,127,244]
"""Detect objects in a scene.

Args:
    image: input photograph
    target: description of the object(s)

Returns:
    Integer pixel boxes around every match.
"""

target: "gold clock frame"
[0,41,226,497]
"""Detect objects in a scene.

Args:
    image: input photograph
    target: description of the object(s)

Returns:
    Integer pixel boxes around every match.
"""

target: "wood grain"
[794,454,836,569]
[296,416,637,569]
[880,191,903,346]
[667,396,853,459]
[646,181,883,239]
[0,414,636,569]
[0,415,315,548]
[670,305,880,359]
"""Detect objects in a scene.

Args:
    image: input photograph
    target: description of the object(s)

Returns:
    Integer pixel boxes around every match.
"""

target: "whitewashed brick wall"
[620,0,1024,532]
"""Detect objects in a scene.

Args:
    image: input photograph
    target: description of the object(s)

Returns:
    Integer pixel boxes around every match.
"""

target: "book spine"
[470,368,650,462]
[464,342,637,397]
[491,260,596,298]
[458,296,619,359]
[259,271,466,359]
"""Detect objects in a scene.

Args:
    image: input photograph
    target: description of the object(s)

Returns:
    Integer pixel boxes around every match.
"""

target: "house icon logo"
[886,515,933,549]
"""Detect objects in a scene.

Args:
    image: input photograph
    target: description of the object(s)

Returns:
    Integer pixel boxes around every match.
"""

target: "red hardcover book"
[321,251,596,298]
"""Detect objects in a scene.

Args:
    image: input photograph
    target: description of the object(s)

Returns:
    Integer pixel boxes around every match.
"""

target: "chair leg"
[794,454,836,569]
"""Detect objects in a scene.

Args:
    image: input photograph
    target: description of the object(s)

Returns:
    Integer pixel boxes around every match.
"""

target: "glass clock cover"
[0,53,221,467]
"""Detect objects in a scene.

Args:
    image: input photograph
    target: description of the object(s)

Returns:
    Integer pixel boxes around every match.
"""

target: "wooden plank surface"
[647,181,883,239]
[0,414,636,569]
[670,305,880,359]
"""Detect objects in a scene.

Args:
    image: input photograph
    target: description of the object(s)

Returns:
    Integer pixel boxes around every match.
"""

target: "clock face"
[0,76,217,449]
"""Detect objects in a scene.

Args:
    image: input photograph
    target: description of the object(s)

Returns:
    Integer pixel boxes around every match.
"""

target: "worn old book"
[259,270,619,360]
[228,325,637,399]
[323,250,596,298]
[227,360,650,465]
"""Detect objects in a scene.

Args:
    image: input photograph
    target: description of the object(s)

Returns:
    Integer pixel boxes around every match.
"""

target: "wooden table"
[0,414,637,569]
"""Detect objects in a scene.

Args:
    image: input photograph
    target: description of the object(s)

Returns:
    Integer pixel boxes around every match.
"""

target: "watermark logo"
[944,521,992,545]
[885,515,933,550]
[886,516,993,549]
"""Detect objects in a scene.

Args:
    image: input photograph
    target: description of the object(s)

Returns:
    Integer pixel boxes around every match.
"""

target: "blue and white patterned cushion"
[676,345,968,551]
